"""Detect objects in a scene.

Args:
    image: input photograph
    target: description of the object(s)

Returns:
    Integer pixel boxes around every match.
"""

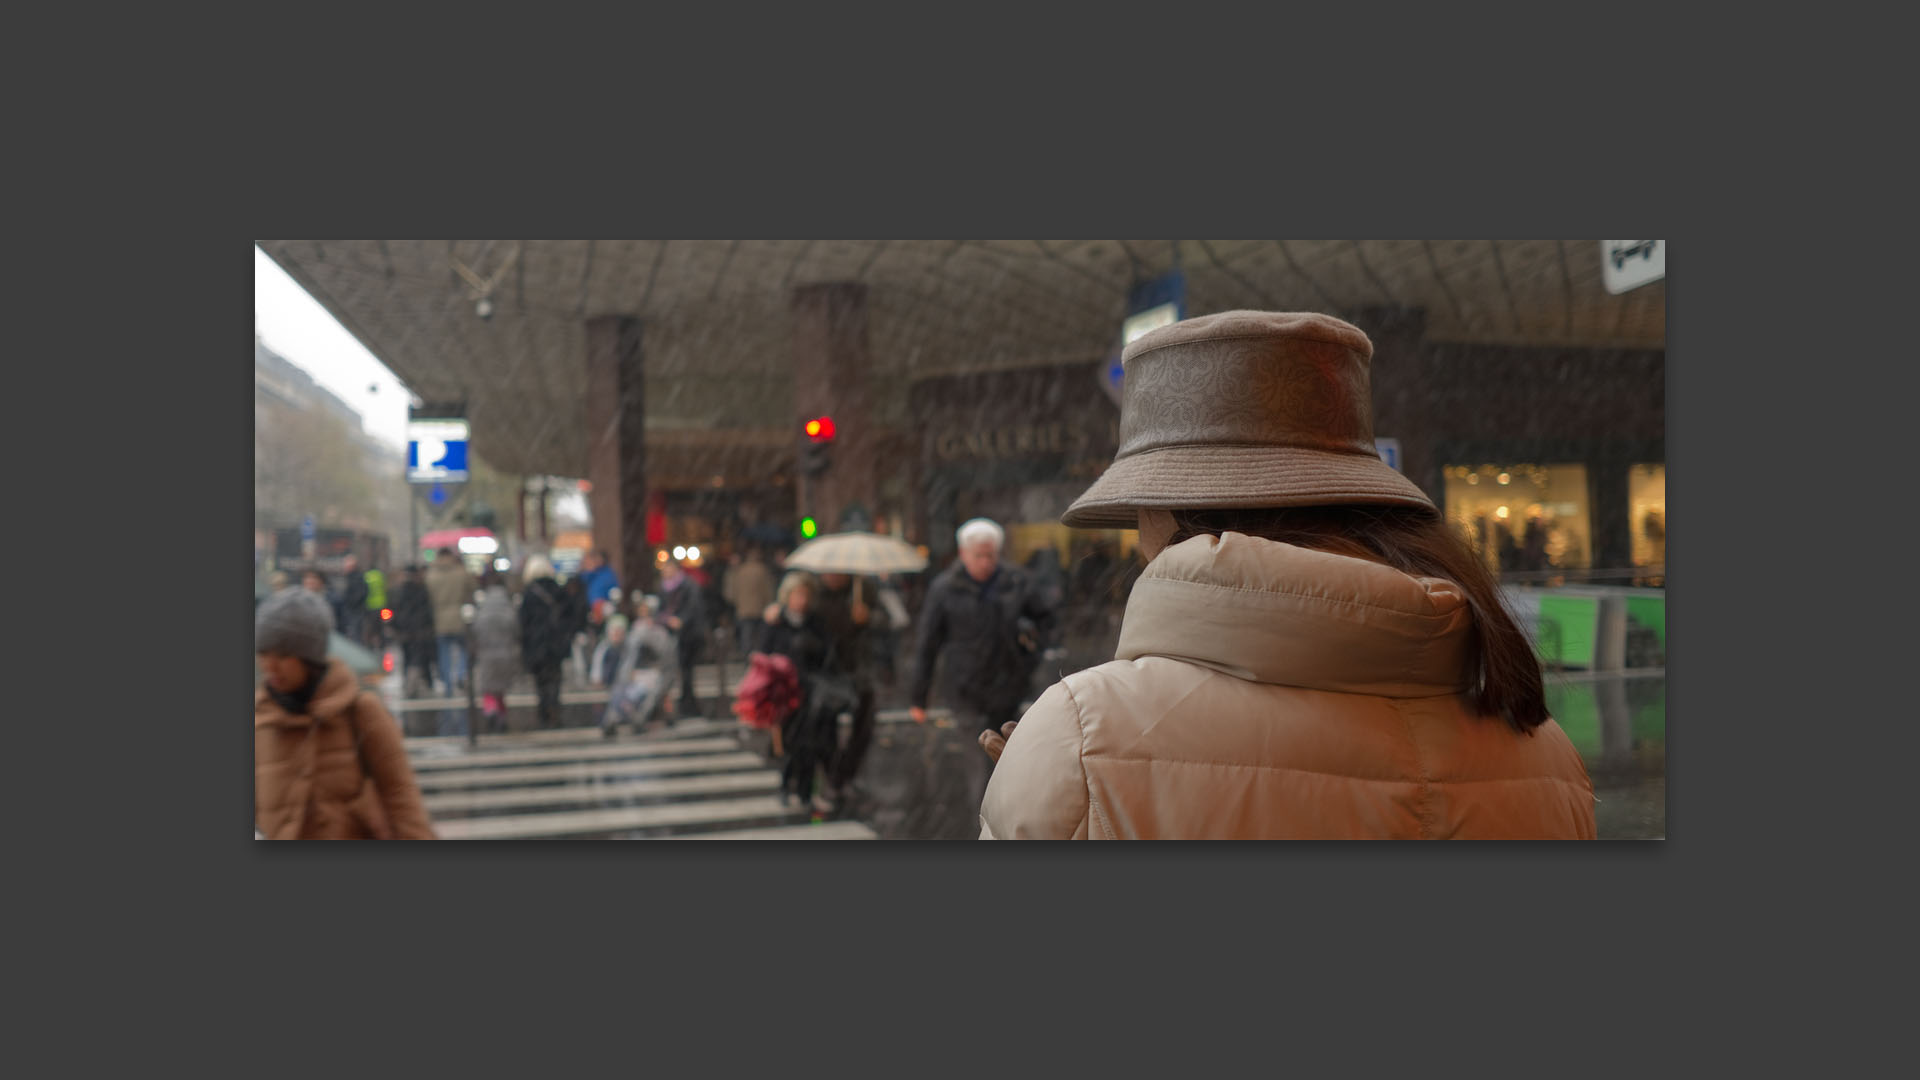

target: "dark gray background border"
[33,28,1862,1072]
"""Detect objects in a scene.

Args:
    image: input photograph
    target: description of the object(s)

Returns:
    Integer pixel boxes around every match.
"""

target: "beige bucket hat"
[1061,310,1436,529]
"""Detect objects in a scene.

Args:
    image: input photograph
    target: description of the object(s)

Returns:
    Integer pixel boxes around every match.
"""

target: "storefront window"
[1442,463,1592,575]
[1629,464,1666,580]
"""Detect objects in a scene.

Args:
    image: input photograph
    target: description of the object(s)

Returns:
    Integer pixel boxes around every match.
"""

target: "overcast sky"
[255,245,410,450]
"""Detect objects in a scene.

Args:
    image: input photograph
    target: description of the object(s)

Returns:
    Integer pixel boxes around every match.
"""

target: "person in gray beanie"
[255,588,334,666]
[254,588,435,840]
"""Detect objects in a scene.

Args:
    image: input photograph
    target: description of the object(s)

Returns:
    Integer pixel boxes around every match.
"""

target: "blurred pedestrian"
[339,554,370,644]
[470,569,521,731]
[658,561,710,719]
[1070,542,1115,637]
[561,572,591,687]
[517,554,571,729]
[812,572,877,808]
[361,562,388,649]
[724,547,775,657]
[908,517,1056,818]
[867,573,910,688]
[577,548,621,629]
[909,518,1057,735]
[391,564,437,698]
[254,588,435,840]
[1495,522,1519,573]
[425,547,474,697]
[977,310,1595,840]
[1521,518,1549,573]
[590,614,629,689]
[756,571,841,814]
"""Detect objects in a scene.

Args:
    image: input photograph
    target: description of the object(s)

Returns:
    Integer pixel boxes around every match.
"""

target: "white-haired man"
[909,518,1058,811]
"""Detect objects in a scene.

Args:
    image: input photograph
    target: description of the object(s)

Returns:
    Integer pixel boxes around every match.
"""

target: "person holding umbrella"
[782,529,931,811]
[810,572,875,807]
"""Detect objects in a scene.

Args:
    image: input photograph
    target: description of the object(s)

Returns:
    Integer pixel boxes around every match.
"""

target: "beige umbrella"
[782,531,928,606]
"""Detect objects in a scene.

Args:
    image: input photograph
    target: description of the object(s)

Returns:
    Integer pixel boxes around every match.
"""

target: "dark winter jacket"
[756,612,832,680]
[910,561,1058,714]
[810,580,870,684]
[518,577,572,671]
[342,573,370,613]
[391,580,435,644]
[660,577,709,660]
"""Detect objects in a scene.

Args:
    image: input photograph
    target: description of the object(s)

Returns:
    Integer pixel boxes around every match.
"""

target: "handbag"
[809,669,862,721]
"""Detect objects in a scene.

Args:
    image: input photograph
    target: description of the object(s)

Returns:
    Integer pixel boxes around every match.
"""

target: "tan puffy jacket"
[255,660,437,840]
[979,534,1595,840]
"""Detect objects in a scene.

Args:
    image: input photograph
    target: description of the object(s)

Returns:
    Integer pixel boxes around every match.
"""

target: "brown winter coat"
[255,659,437,840]
[426,558,475,637]
[979,533,1596,840]
[725,558,775,621]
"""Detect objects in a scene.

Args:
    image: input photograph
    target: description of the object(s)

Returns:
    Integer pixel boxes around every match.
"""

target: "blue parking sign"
[407,418,470,483]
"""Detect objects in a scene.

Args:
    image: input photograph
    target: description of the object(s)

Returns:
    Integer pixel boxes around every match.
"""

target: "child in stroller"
[597,601,680,738]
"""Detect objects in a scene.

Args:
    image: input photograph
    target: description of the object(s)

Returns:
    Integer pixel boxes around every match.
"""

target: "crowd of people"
[256,308,1601,841]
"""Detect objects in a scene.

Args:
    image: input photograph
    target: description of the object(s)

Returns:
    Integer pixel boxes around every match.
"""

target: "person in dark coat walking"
[909,518,1058,818]
[658,563,710,719]
[909,518,1058,736]
[756,571,837,814]
[517,555,571,729]
[812,573,876,805]
[390,565,436,698]
[339,555,370,644]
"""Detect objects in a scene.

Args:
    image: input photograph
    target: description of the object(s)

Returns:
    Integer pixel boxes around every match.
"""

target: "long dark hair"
[1165,505,1548,733]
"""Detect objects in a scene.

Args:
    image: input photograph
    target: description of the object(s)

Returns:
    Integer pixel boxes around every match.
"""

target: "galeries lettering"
[933,422,1098,462]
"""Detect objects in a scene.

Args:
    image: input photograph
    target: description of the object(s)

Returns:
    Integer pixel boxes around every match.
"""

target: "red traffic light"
[805,416,836,442]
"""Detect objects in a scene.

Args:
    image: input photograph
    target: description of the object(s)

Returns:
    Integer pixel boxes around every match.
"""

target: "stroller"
[598,616,679,738]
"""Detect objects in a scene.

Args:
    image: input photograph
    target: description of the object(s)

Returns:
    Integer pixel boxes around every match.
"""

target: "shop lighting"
[494,558,511,571]
[673,546,688,560]
[687,546,701,561]
[458,536,498,555]
[656,550,669,562]
[1497,473,1511,485]
[1467,474,1479,485]
[1495,506,1510,520]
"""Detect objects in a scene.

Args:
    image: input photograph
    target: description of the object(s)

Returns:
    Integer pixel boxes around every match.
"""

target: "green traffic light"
[800,517,818,539]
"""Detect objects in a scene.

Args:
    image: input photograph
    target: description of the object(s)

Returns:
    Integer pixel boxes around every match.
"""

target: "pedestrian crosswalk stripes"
[423,770,781,816]
[395,692,960,839]
[408,737,740,771]
[692,821,880,840]
[433,794,801,840]
[403,716,853,839]
[404,718,739,750]
[413,752,767,792]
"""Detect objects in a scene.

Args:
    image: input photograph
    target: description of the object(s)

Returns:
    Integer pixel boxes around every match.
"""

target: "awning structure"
[418,527,494,551]
[258,240,1665,479]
